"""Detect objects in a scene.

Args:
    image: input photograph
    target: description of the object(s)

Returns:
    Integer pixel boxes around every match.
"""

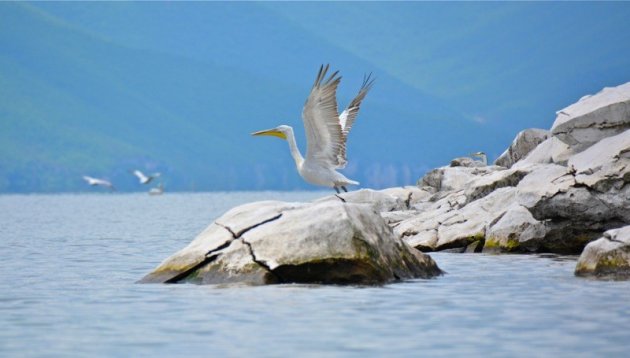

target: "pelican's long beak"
[251,128,287,140]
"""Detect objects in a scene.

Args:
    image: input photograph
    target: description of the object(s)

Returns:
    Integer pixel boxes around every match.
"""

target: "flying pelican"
[252,64,374,193]
[82,176,116,191]
[131,170,160,185]
[470,151,488,166]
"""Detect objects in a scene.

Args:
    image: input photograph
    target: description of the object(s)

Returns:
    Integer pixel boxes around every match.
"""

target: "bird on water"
[252,64,374,193]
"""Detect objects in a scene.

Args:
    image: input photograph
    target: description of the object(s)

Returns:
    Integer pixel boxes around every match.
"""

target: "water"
[1,192,629,357]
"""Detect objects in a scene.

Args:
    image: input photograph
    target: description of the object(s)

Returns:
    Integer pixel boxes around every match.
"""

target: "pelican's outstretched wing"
[337,73,374,168]
[302,64,344,168]
[132,170,149,183]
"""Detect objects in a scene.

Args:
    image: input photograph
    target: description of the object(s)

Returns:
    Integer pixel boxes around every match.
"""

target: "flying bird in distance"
[82,176,116,191]
[131,170,161,185]
[252,64,374,193]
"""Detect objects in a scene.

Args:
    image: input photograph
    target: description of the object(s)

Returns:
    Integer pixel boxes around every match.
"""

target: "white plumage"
[132,170,160,185]
[82,176,115,191]
[253,65,374,193]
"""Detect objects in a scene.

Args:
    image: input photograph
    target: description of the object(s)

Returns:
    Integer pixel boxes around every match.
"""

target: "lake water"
[1,192,629,357]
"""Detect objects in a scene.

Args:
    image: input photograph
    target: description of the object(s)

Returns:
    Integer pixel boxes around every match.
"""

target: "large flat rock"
[495,128,550,168]
[140,200,442,285]
[575,226,630,279]
[551,82,630,149]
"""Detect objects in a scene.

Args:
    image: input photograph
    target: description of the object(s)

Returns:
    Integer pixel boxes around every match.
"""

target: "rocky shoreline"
[141,82,630,284]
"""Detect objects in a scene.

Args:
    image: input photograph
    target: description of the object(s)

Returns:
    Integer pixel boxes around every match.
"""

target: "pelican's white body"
[253,65,372,191]
[281,126,358,188]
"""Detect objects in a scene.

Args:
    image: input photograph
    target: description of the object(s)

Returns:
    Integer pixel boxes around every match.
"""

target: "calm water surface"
[1,192,629,357]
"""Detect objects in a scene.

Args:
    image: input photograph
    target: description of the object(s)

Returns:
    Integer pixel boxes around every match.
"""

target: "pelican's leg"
[334,186,340,194]
[341,186,348,192]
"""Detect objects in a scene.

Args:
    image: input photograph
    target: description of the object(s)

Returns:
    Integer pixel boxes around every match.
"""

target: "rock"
[450,157,484,168]
[315,188,406,212]
[138,200,300,284]
[381,210,421,227]
[397,187,516,252]
[140,200,442,285]
[515,164,573,209]
[512,136,575,168]
[575,226,630,279]
[484,205,547,253]
[494,128,550,168]
[463,167,530,204]
[420,165,504,193]
[379,186,433,209]
[516,157,630,253]
[551,82,630,150]
[568,129,630,192]
[435,188,515,250]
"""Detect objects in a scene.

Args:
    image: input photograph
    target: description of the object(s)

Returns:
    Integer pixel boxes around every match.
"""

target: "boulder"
[396,188,516,252]
[419,165,504,193]
[484,205,547,253]
[137,200,300,284]
[315,188,406,212]
[551,82,630,150]
[450,157,484,168]
[512,136,575,168]
[378,186,433,209]
[568,129,630,192]
[494,128,550,168]
[575,226,630,279]
[140,200,442,285]
[463,167,530,204]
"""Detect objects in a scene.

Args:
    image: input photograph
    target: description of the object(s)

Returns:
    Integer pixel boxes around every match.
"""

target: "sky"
[1,2,630,192]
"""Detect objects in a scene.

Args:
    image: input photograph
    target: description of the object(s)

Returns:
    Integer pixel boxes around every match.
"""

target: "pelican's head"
[470,151,486,158]
[251,125,291,140]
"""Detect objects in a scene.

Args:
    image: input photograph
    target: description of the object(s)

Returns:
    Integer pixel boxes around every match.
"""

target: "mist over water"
[1,192,629,356]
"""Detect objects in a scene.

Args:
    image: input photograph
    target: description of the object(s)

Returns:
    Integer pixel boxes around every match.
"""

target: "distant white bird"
[252,64,374,193]
[470,151,488,166]
[131,170,160,185]
[148,183,164,196]
[82,176,116,191]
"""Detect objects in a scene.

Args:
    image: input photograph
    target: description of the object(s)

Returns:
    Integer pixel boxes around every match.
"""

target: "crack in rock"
[214,214,285,282]
[405,192,412,209]
[165,214,285,284]
[241,236,284,282]
[217,213,283,238]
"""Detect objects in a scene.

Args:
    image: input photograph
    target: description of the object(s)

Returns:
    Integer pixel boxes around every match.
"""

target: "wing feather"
[302,64,344,167]
[336,73,374,168]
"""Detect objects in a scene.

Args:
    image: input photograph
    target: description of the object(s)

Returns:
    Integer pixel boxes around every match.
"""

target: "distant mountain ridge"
[2,2,630,192]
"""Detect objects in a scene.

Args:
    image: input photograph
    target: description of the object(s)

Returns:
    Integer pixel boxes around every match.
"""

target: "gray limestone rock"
[512,136,575,168]
[420,165,504,193]
[575,226,630,279]
[484,205,547,253]
[551,82,630,150]
[140,200,442,285]
[378,186,433,209]
[315,188,406,212]
[495,128,550,168]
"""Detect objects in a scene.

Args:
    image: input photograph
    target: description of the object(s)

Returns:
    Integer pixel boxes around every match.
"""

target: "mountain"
[1,2,629,192]
[265,2,630,142]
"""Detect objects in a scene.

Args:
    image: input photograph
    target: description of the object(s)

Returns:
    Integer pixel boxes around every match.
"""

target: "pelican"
[149,183,164,196]
[470,151,488,166]
[252,64,374,193]
[82,176,116,191]
[131,170,160,185]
